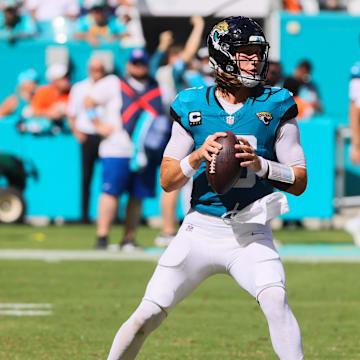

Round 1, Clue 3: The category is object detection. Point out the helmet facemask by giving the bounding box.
[208,17,270,90]
[231,43,269,88]
[211,43,269,89]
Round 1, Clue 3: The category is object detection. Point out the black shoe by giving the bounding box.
[120,238,141,252]
[80,218,91,225]
[94,236,108,250]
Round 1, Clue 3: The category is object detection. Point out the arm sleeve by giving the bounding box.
[274,118,306,168]
[149,50,165,78]
[172,59,187,88]
[163,121,194,160]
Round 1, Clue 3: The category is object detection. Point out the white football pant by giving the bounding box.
[107,210,304,360]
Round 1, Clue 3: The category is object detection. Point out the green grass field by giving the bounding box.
[0,224,354,249]
[1,225,360,359]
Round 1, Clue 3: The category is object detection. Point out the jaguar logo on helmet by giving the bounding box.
[214,21,229,36]
[210,21,229,52]
[256,112,273,125]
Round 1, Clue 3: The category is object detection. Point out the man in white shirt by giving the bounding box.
[84,72,135,250]
[26,0,79,21]
[68,56,107,224]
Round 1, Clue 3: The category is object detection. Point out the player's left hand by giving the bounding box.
[235,136,261,172]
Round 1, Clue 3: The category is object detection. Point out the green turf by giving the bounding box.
[0,225,358,359]
[1,260,360,359]
[0,224,354,249]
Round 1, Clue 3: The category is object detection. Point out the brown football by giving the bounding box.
[206,131,242,195]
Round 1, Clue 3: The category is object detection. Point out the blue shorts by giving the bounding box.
[101,157,156,199]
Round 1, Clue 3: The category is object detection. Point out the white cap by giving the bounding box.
[46,63,68,81]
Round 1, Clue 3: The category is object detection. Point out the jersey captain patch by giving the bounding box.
[256,111,273,125]
[189,111,202,126]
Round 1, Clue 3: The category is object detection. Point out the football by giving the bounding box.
[206,131,242,195]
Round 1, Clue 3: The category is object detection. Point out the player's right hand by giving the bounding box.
[195,132,227,162]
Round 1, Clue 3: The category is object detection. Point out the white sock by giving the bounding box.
[258,287,304,360]
[107,300,166,360]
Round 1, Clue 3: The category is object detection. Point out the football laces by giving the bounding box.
[209,153,217,174]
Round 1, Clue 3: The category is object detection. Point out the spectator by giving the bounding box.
[84,73,134,250]
[119,48,170,249]
[0,68,38,118]
[0,0,37,42]
[67,56,107,224]
[154,16,204,247]
[31,63,70,120]
[265,60,284,87]
[344,61,360,246]
[25,0,80,21]
[283,59,322,120]
[319,0,347,10]
[115,0,145,48]
[73,0,126,47]
[148,30,174,79]
[282,0,302,12]
[184,46,215,88]
[156,16,205,99]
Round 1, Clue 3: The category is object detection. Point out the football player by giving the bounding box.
[107,16,306,360]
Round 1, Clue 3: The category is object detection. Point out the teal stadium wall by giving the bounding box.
[279,12,360,218]
[4,12,360,221]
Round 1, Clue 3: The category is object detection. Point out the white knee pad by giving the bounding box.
[258,286,304,360]
[258,286,289,317]
[107,300,166,360]
[129,299,166,335]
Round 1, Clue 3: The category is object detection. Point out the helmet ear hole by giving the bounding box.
[226,65,234,72]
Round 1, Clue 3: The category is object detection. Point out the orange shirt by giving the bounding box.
[283,0,302,12]
[31,84,69,111]
[294,96,314,120]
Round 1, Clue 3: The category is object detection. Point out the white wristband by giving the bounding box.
[180,155,197,178]
[267,160,295,184]
[255,156,269,178]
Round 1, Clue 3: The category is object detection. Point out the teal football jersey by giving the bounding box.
[170,85,298,217]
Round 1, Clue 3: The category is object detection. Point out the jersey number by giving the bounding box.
[233,135,257,189]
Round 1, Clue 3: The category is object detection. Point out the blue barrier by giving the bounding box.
[283,118,335,219]
[0,116,336,221]
[280,11,360,125]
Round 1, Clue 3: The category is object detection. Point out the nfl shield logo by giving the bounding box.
[226,116,234,125]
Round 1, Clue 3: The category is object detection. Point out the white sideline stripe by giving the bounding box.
[282,256,360,263]
[0,310,52,316]
[0,303,52,309]
[0,249,161,262]
[1,249,360,263]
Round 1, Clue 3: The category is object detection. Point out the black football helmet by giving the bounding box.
[207,16,269,88]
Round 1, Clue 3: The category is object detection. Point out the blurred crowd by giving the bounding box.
[0,1,330,248]
[283,0,360,13]
[0,0,144,46]
[0,0,359,46]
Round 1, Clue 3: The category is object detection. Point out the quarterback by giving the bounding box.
[107,17,306,360]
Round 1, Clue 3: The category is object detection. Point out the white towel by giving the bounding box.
[222,192,289,225]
